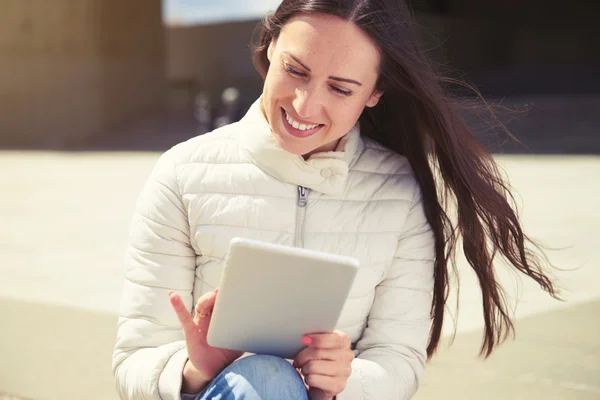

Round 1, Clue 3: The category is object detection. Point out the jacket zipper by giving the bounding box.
[295,186,308,247]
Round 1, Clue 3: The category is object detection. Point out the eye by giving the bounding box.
[330,86,352,97]
[284,64,305,77]
[284,62,351,96]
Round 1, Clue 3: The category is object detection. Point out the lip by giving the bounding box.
[281,108,323,138]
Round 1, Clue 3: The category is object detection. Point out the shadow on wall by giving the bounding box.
[463,95,600,155]
[3,7,600,154]
[46,93,600,155]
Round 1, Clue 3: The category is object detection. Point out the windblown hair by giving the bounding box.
[251,0,559,358]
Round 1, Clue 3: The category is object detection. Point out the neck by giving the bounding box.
[302,139,341,159]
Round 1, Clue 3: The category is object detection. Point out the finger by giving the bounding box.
[194,290,217,331]
[304,331,351,350]
[168,291,197,337]
[296,368,310,390]
[294,347,339,368]
[308,387,331,400]
[301,359,340,378]
[194,289,218,317]
[304,374,346,397]
[193,289,218,321]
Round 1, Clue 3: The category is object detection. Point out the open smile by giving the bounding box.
[280,108,324,138]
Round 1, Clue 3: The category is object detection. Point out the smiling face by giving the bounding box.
[260,12,382,157]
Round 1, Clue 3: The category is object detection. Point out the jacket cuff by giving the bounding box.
[336,362,365,400]
[158,348,189,400]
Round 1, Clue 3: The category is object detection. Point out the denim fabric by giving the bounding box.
[182,355,309,400]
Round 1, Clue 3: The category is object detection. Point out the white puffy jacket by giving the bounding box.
[112,98,435,400]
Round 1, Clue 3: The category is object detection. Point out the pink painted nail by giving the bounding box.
[302,336,312,345]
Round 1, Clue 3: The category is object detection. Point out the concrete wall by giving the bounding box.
[166,20,264,114]
[3,2,598,148]
[419,2,600,94]
[0,0,165,148]
[165,7,600,108]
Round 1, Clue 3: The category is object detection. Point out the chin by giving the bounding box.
[273,133,311,156]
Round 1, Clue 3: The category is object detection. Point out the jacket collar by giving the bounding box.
[239,98,364,196]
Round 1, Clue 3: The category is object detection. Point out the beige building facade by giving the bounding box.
[0,0,165,148]
[1,1,598,149]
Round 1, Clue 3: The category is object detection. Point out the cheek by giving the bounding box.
[265,70,294,98]
[331,102,364,128]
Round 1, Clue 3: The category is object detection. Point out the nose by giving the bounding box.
[292,87,322,120]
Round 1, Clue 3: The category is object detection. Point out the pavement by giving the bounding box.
[415,300,600,400]
[0,149,599,399]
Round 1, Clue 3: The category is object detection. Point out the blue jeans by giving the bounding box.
[196,355,309,400]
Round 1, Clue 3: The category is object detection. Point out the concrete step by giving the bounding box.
[0,297,119,400]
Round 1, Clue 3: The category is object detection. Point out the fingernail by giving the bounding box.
[214,288,219,294]
[302,336,312,345]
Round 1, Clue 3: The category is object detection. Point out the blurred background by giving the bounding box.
[0,1,598,399]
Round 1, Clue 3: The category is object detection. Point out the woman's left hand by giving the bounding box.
[293,331,354,400]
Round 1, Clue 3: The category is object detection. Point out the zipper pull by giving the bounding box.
[297,186,308,207]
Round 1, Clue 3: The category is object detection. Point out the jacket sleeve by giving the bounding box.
[112,149,197,400]
[337,186,435,400]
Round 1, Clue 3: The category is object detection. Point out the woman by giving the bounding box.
[112,1,558,399]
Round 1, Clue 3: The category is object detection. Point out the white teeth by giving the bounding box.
[285,111,319,131]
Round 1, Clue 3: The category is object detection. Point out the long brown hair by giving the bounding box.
[251,0,559,358]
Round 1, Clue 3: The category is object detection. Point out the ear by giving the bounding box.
[366,90,383,108]
[267,38,276,63]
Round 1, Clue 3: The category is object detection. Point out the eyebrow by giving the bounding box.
[284,52,363,86]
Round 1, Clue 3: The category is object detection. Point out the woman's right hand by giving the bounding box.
[169,289,243,393]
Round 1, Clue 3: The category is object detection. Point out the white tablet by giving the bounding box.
[206,237,359,359]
